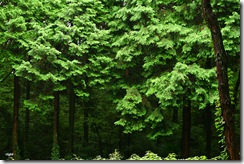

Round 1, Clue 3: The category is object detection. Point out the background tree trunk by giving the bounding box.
[94,124,103,156]
[172,108,178,123]
[181,97,191,159]
[204,104,212,158]
[12,74,20,160]
[83,102,89,146]
[68,82,75,155]
[24,80,30,159]
[53,91,60,146]
[202,0,240,160]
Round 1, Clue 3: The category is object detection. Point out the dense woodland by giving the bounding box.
[0,0,240,160]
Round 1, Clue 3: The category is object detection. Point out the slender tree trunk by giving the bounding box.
[52,91,60,159]
[53,91,60,145]
[24,80,30,159]
[83,76,90,146]
[12,75,20,160]
[202,0,240,159]
[68,82,75,155]
[204,104,212,158]
[94,124,103,156]
[127,133,131,147]
[181,97,191,159]
[172,107,178,123]
[233,70,240,109]
[118,127,122,151]
[83,104,89,146]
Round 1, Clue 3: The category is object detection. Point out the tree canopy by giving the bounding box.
[0,0,240,160]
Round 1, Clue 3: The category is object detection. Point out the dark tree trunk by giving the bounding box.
[83,102,89,146]
[204,104,212,158]
[118,128,122,151]
[94,124,103,156]
[53,91,60,146]
[24,80,30,159]
[83,76,90,146]
[127,133,131,147]
[68,82,75,155]
[202,0,240,160]
[181,97,191,159]
[172,107,178,123]
[233,70,240,109]
[12,75,20,160]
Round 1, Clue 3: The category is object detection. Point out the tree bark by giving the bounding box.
[94,124,103,156]
[233,70,240,109]
[24,80,30,159]
[68,82,75,155]
[83,76,90,146]
[204,104,212,158]
[202,0,240,160]
[181,97,191,159]
[12,75,20,160]
[172,107,178,123]
[83,104,89,146]
[53,91,60,146]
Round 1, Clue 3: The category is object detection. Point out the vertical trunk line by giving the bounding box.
[83,105,89,146]
[181,97,191,158]
[53,91,60,145]
[24,80,30,159]
[68,82,75,155]
[202,0,240,160]
[12,74,20,160]
[205,104,212,158]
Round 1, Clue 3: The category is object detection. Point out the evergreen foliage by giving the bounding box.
[0,0,240,160]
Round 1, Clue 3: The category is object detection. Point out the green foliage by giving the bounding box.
[163,153,177,160]
[128,151,162,160]
[91,150,210,160]
[51,144,60,160]
[185,155,208,160]
[138,151,162,160]
[93,150,123,160]
[0,0,240,160]
[146,62,217,109]
[115,87,146,133]
[66,154,84,160]
[214,100,228,160]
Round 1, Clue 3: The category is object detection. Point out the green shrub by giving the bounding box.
[70,149,217,160]
[51,144,60,160]
[93,149,123,160]
[164,153,177,160]
[70,154,84,160]
[185,155,207,160]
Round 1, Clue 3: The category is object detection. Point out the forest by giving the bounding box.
[0,0,240,160]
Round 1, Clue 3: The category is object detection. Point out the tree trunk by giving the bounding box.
[51,91,60,160]
[83,76,90,146]
[181,97,191,159]
[127,133,131,147]
[68,82,75,155]
[204,104,212,158]
[12,75,20,160]
[24,80,30,159]
[94,124,103,156]
[83,104,89,146]
[172,107,178,123]
[202,0,240,160]
[233,70,240,109]
[118,127,122,151]
[53,91,60,146]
